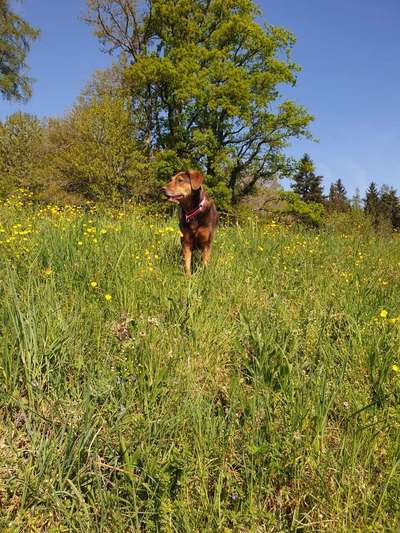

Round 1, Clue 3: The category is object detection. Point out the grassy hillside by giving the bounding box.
[1,193,399,531]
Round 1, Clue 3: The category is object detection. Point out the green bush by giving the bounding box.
[278,191,325,227]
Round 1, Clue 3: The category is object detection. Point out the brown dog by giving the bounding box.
[162,170,218,276]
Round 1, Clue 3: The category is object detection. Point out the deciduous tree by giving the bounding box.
[47,94,148,201]
[84,0,313,203]
[0,0,39,101]
[0,112,45,194]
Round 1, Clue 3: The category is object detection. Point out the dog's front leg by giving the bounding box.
[182,243,192,276]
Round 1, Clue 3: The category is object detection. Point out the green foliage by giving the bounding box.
[0,112,45,195]
[328,178,349,212]
[47,95,149,201]
[279,190,325,227]
[207,181,233,214]
[379,186,400,229]
[1,199,400,530]
[291,153,324,203]
[364,182,400,231]
[324,208,373,235]
[0,0,39,101]
[364,181,380,225]
[85,0,313,201]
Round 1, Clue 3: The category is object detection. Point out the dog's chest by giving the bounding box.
[180,217,207,242]
[187,218,201,232]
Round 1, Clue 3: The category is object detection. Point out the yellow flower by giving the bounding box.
[90,281,98,288]
[100,229,107,235]
[392,364,400,373]
[104,294,112,301]
[78,241,83,246]
[380,309,388,318]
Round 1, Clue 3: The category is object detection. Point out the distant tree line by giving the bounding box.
[291,153,400,230]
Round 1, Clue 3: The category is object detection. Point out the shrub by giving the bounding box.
[277,191,325,227]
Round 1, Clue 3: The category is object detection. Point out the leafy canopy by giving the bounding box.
[279,191,324,227]
[0,112,45,194]
[47,94,148,201]
[0,0,39,101]
[85,0,313,202]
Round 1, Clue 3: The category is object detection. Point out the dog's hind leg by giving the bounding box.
[201,244,211,267]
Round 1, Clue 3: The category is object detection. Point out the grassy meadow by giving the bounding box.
[1,192,400,531]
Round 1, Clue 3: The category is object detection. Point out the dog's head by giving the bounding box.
[162,170,204,203]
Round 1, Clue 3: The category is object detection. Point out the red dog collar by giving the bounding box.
[184,197,207,222]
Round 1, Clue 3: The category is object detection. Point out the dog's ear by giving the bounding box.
[187,169,204,190]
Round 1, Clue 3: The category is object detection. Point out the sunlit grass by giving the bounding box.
[1,195,399,531]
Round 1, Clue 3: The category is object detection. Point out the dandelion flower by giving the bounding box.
[105,294,112,301]
[78,241,83,246]
[392,364,400,373]
[380,309,388,318]
[90,281,98,288]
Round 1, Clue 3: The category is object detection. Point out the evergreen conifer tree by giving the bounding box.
[364,181,380,226]
[328,179,348,211]
[291,153,324,203]
[379,186,400,229]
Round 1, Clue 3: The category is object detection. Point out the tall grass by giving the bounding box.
[0,198,399,531]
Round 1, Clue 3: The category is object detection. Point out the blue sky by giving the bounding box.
[1,0,399,195]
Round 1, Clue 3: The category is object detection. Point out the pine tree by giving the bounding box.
[291,153,324,204]
[379,186,400,229]
[364,181,380,225]
[308,174,324,203]
[328,179,348,212]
